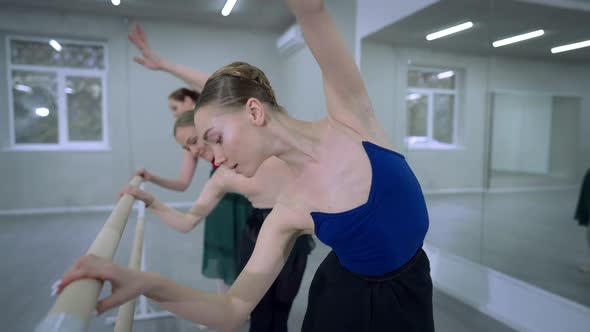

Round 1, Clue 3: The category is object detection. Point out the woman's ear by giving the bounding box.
[184,96,195,106]
[246,98,266,126]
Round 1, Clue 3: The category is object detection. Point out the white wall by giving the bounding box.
[360,42,397,143]
[489,57,590,180]
[126,20,285,208]
[356,0,438,38]
[280,0,358,121]
[0,0,362,211]
[355,0,438,63]
[280,46,324,121]
[550,97,581,178]
[0,7,284,210]
[491,93,552,174]
[0,8,133,210]
[360,41,590,191]
[362,43,490,190]
[5,2,587,210]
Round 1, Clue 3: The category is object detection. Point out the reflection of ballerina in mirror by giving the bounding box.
[575,168,590,272]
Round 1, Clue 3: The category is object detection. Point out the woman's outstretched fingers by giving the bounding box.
[97,266,144,314]
[128,23,162,70]
[136,24,147,44]
[128,24,141,46]
[96,291,131,315]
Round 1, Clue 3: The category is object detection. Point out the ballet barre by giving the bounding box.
[105,183,175,328]
[35,176,143,332]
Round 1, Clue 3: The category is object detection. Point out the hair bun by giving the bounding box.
[214,61,278,106]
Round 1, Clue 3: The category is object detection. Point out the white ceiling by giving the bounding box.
[2,0,589,63]
[367,0,590,64]
[0,0,295,31]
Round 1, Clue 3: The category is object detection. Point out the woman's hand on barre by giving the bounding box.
[57,255,148,315]
[134,167,153,181]
[119,185,155,207]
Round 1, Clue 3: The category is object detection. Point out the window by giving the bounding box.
[7,36,108,150]
[406,67,459,149]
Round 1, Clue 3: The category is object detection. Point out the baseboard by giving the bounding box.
[3,204,588,330]
[423,187,485,195]
[424,244,590,332]
[485,185,577,194]
[2,185,578,216]
[423,185,577,195]
[0,202,195,216]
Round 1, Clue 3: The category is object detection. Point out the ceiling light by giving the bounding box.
[111,0,121,6]
[426,22,474,41]
[221,0,238,16]
[492,30,544,48]
[35,107,50,117]
[551,39,590,54]
[49,39,62,52]
[437,71,454,79]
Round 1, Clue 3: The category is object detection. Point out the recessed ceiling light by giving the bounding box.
[426,22,474,41]
[492,30,544,48]
[111,0,121,6]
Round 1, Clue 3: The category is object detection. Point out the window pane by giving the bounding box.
[66,76,103,141]
[10,39,104,69]
[433,94,454,144]
[407,92,428,137]
[408,69,455,89]
[12,70,58,144]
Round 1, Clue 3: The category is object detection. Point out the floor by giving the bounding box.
[0,210,518,332]
[425,188,590,307]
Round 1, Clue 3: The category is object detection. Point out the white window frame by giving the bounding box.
[5,35,109,151]
[406,66,460,150]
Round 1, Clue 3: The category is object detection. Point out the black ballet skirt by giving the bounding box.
[301,248,434,332]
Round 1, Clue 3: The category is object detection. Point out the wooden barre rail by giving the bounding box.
[113,199,146,332]
[34,176,143,332]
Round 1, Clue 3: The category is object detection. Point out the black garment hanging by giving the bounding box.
[575,168,590,226]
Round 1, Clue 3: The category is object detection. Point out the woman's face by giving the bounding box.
[168,96,196,118]
[194,102,268,177]
[175,126,214,162]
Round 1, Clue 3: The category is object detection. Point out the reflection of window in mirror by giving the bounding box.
[405,67,460,150]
